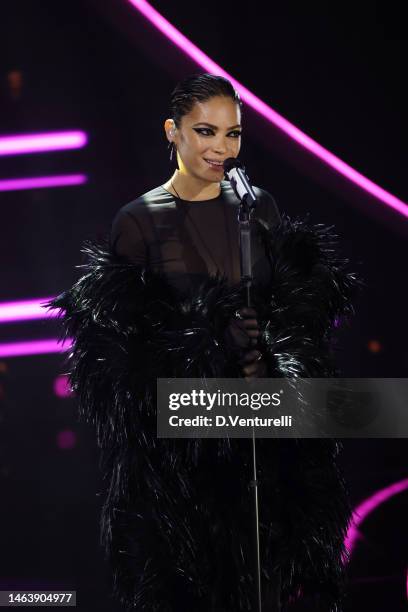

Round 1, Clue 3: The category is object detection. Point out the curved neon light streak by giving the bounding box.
[127,0,408,219]
[0,338,72,358]
[0,298,56,323]
[345,477,408,558]
[0,174,87,192]
[0,131,88,156]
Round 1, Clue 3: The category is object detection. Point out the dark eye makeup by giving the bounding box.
[193,127,242,138]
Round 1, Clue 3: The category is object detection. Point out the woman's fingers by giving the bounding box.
[235,308,259,333]
[239,350,262,365]
[228,321,259,349]
[234,318,260,335]
[238,307,257,318]
[244,359,268,381]
[226,307,261,351]
[239,349,265,378]
[234,322,259,338]
[236,308,258,328]
[242,320,259,332]
[243,364,258,377]
[242,351,268,381]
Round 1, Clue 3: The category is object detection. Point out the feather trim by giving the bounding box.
[44,216,362,611]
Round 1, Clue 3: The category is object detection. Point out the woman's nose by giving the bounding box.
[211,137,228,154]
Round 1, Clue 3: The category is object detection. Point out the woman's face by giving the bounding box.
[174,95,242,182]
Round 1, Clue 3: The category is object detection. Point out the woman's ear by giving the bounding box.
[164,118,176,142]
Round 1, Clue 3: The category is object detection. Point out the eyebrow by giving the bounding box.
[192,122,242,130]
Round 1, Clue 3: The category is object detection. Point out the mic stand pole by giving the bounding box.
[237,195,262,612]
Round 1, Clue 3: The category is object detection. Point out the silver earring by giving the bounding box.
[168,141,175,161]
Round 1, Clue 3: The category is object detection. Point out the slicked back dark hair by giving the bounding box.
[170,73,243,127]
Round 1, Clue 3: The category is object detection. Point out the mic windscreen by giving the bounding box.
[223,157,244,174]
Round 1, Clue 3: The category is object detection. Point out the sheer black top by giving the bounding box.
[110,180,280,296]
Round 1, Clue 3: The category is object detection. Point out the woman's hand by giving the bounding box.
[238,349,268,381]
[224,307,268,380]
[224,307,261,351]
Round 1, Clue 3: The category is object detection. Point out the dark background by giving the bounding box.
[0,1,407,609]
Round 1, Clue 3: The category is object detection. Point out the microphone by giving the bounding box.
[223,157,258,209]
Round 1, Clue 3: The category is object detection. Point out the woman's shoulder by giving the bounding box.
[254,186,281,227]
[110,185,174,250]
[115,185,172,217]
[253,185,280,214]
[110,185,176,234]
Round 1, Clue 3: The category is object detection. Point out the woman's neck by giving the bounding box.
[163,170,221,201]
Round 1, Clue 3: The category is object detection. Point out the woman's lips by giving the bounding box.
[204,158,224,170]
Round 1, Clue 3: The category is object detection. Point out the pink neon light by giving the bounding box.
[0,131,88,156]
[54,374,73,398]
[0,174,87,192]
[57,429,77,449]
[345,477,408,558]
[0,338,72,358]
[127,0,408,219]
[0,297,57,323]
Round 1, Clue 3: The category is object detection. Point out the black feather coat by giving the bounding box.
[45,213,361,611]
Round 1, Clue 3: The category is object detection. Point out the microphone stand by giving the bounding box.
[237,194,262,612]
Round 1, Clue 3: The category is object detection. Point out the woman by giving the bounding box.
[47,73,360,611]
[110,76,278,381]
